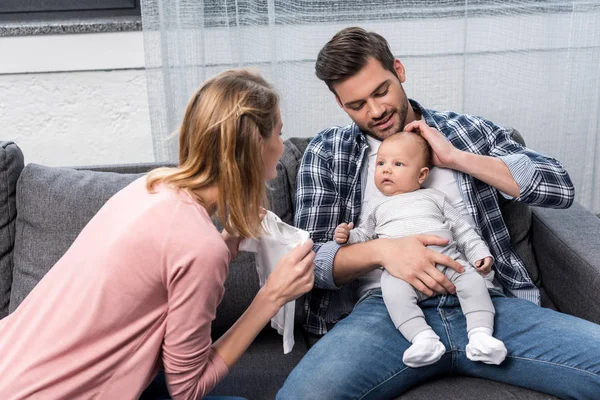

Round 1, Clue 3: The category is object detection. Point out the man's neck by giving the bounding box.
[406,105,421,124]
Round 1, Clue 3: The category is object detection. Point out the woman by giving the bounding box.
[0,69,315,399]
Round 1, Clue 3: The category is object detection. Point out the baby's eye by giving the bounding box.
[395,162,403,167]
[377,161,384,166]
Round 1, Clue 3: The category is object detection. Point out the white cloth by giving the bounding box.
[239,211,310,354]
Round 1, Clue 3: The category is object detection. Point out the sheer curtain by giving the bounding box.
[141,0,600,214]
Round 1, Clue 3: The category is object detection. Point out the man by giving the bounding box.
[277,27,600,399]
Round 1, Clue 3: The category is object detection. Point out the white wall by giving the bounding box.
[0,31,153,167]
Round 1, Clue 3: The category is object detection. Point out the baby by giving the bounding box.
[334,131,507,368]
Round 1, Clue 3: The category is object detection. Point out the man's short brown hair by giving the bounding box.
[315,27,396,96]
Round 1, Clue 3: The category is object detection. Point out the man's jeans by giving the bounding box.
[277,289,600,399]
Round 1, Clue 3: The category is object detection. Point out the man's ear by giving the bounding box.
[394,59,406,83]
[418,167,429,184]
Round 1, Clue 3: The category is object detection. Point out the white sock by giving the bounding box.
[466,327,507,365]
[402,329,446,368]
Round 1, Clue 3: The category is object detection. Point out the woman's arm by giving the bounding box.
[162,223,313,400]
[213,239,315,367]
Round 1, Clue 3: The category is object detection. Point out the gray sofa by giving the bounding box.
[1,135,599,400]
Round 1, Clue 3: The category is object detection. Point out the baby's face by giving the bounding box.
[374,135,428,196]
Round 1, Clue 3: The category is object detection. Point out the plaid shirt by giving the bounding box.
[295,100,575,336]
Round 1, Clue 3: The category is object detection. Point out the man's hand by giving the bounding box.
[377,235,465,297]
[334,222,354,244]
[404,120,463,169]
[475,256,493,275]
[405,120,520,197]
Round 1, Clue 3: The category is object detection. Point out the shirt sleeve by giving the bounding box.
[441,194,493,265]
[161,207,230,400]
[294,137,344,290]
[481,119,575,208]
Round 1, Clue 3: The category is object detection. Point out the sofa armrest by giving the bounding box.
[531,202,600,324]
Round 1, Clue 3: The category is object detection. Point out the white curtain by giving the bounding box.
[141,0,600,214]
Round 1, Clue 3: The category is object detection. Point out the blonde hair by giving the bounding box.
[146,68,279,238]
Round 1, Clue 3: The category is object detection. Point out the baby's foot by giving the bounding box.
[466,327,507,365]
[403,329,446,368]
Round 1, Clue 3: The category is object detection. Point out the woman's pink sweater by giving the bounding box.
[0,177,230,399]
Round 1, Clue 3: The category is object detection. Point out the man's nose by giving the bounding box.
[367,99,384,119]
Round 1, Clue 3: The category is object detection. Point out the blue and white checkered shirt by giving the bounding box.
[295,100,575,336]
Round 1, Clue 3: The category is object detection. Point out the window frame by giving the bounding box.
[0,0,140,22]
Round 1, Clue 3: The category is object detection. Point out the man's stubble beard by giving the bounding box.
[362,106,408,142]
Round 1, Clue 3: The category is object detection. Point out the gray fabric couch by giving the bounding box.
[1,135,599,399]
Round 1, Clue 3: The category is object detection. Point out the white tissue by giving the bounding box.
[239,211,310,354]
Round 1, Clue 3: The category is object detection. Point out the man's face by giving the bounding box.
[333,57,410,141]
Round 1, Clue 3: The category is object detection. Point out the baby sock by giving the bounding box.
[465,327,507,365]
[402,329,446,368]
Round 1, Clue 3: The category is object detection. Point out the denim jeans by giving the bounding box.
[277,289,600,400]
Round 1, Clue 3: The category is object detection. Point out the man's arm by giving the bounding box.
[333,235,463,296]
[405,119,575,208]
[294,136,381,290]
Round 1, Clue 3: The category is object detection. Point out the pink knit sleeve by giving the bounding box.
[161,205,231,400]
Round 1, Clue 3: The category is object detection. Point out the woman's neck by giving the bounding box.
[193,185,219,216]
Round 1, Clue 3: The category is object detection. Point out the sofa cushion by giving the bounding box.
[497,128,541,287]
[209,329,309,399]
[9,162,296,341]
[0,142,25,319]
[267,137,311,226]
[10,164,143,312]
[397,375,558,399]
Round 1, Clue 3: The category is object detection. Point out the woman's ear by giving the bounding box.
[418,167,429,184]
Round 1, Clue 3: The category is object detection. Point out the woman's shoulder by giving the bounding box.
[119,178,228,260]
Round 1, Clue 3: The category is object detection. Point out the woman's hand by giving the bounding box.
[221,229,242,259]
[262,239,315,314]
[213,238,315,369]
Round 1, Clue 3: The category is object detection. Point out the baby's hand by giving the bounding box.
[334,222,354,244]
[475,256,493,275]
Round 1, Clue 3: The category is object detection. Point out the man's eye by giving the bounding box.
[350,104,364,111]
[375,89,389,97]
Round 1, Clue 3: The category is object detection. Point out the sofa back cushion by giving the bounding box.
[8,162,288,339]
[0,142,24,319]
[10,164,143,312]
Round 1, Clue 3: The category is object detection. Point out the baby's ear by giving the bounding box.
[418,167,429,184]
